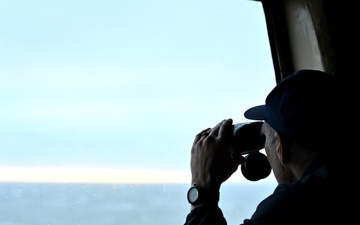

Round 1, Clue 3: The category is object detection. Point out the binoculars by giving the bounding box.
[232,121,271,181]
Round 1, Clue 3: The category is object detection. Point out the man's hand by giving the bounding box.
[190,119,245,190]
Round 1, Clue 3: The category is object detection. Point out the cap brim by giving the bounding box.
[244,105,266,120]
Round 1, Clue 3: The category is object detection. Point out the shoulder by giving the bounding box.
[247,160,354,225]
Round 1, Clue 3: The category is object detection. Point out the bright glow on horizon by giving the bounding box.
[0,167,191,184]
[0,167,275,184]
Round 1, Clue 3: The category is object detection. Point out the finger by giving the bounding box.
[218,118,233,138]
[193,128,211,144]
[208,120,226,137]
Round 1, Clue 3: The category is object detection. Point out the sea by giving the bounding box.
[0,182,275,225]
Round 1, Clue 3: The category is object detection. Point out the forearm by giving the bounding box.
[184,202,227,225]
[185,119,242,225]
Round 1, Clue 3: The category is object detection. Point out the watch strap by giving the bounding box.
[187,185,219,205]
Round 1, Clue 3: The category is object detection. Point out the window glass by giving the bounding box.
[0,0,276,224]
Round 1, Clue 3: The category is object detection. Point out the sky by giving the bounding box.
[0,0,276,183]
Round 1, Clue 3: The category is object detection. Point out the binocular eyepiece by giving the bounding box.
[232,122,271,181]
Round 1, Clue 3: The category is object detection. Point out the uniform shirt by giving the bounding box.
[184,156,356,225]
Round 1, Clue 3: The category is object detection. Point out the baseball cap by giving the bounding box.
[244,69,346,149]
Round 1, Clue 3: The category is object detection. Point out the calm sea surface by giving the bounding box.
[0,182,275,225]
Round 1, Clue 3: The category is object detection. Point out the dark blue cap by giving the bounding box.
[244,69,345,148]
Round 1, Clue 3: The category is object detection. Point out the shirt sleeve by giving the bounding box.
[183,202,227,225]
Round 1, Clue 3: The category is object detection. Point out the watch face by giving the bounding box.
[188,187,199,203]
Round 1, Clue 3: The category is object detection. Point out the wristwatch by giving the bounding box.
[187,185,219,205]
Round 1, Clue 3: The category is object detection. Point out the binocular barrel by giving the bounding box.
[232,122,271,181]
[232,121,265,154]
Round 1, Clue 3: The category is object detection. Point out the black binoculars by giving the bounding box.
[232,121,271,181]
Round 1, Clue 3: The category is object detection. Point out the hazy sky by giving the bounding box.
[0,0,276,183]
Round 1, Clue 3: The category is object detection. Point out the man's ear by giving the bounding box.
[274,132,290,164]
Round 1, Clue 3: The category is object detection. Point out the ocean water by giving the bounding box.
[0,182,275,225]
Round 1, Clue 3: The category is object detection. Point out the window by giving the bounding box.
[0,1,276,224]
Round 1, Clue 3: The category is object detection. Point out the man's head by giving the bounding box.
[244,69,346,151]
[244,70,349,183]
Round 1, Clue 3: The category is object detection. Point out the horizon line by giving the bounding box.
[0,167,191,184]
[0,167,273,184]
